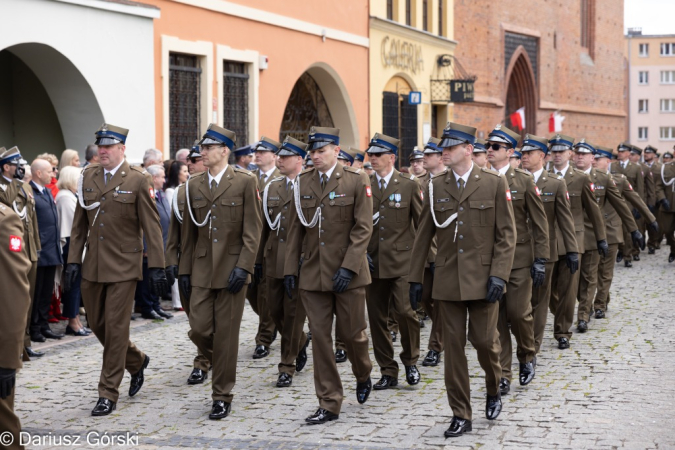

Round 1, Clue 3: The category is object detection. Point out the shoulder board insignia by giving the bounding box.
[131,165,146,174]
[482,167,501,176]
[300,167,315,175]
[515,168,532,177]
[234,167,253,176]
[269,176,285,184]
[344,166,361,174]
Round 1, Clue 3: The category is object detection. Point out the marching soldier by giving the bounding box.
[350,146,365,169]
[409,122,516,437]
[485,129,548,396]
[283,127,373,424]
[0,204,32,450]
[408,149,426,178]
[628,145,655,261]
[612,143,644,266]
[471,139,489,169]
[178,124,262,420]
[656,153,675,262]
[257,137,310,388]
[165,142,211,385]
[643,145,664,252]
[64,124,169,416]
[548,134,607,350]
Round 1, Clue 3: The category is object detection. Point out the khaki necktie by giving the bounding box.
[105,172,112,185]
[211,179,217,192]
[557,171,563,177]
[458,178,465,196]
[380,178,386,193]
[321,173,327,191]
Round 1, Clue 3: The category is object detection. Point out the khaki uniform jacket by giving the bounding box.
[605,174,655,245]
[165,183,187,267]
[179,166,261,289]
[0,205,31,370]
[583,169,638,251]
[612,161,645,202]
[69,162,165,282]
[417,172,437,266]
[284,163,373,291]
[367,170,423,279]
[641,163,656,207]
[558,167,606,253]
[258,176,294,279]
[535,171,577,258]
[504,168,549,269]
[409,165,516,301]
[655,162,675,212]
[0,178,40,262]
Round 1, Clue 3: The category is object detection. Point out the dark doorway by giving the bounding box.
[279,72,334,143]
[381,92,418,168]
[504,51,537,138]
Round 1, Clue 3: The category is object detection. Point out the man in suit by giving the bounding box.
[0,203,31,450]
[284,126,373,424]
[178,124,262,420]
[64,123,169,416]
[28,159,64,342]
[409,122,516,437]
[612,143,645,266]
[257,136,310,388]
[485,130,549,396]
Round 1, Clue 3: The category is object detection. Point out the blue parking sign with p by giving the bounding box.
[408,91,421,105]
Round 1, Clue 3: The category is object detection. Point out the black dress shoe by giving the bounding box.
[252,345,270,359]
[648,247,655,255]
[633,254,640,261]
[25,347,44,358]
[209,401,231,420]
[669,253,675,263]
[616,251,623,263]
[276,372,293,387]
[499,377,510,395]
[129,355,150,397]
[91,398,116,416]
[558,337,570,349]
[30,333,46,343]
[356,377,372,404]
[187,368,208,385]
[444,416,472,437]
[595,309,605,319]
[624,260,632,268]
[577,320,588,333]
[296,336,310,372]
[422,350,441,367]
[373,375,398,390]
[335,349,347,363]
[41,329,64,340]
[390,331,397,342]
[141,310,163,321]
[405,365,421,385]
[486,394,502,420]
[154,309,173,319]
[305,408,338,424]
[519,361,535,386]
[65,326,91,336]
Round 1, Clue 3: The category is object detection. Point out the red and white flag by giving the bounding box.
[548,111,565,133]
[510,107,526,131]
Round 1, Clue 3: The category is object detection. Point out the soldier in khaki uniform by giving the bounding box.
[363,133,423,390]
[178,124,262,420]
[284,127,373,424]
[408,149,426,177]
[248,137,282,359]
[612,143,645,266]
[165,143,211,385]
[548,135,607,349]
[64,124,169,416]
[655,154,675,262]
[0,147,42,359]
[409,122,516,437]
[351,146,365,169]
[0,204,31,450]
[257,137,310,388]
[643,145,663,252]
[628,145,654,261]
[592,147,657,317]
[485,130,549,396]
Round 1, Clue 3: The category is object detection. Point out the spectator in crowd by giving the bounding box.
[83,144,98,167]
[143,148,163,168]
[163,160,188,311]
[28,159,64,342]
[55,166,90,336]
[36,153,60,198]
[175,148,190,164]
[59,149,81,170]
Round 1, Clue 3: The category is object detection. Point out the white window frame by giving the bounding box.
[639,43,649,57]
[661,99,675,113]
[638,127,648,141]
[660,42,675,56]
[638,99,649,113]
[638,71,649,85]
[660,127,675,140]
[661,70,675,84]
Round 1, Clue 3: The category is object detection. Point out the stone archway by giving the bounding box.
[0,43,104,160]
[504,46,537,137]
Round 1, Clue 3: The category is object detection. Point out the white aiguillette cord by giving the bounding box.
[76,171,102,262]
[293,175,321,229]
[428,178,459,241]
[662,163,675,192]
[185,177,211,228]
[263,176,285,235]
[172,183,184,224]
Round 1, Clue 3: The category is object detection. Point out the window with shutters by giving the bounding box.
[169,53,201,159]
[223,61,249,146]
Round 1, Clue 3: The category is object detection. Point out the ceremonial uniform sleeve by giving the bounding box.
[257,213,269,266]
[605,177,638,231]
[524,177,549,260]
[237,175,262,274]
[635,166,645,200]
[555,179,578,254]
[581,174,606,241]
[67,200,88,265]
[654,170,666,203]
[179,180,197,277]
[165,211,180,267]
[491,175,517,281]
[341,172,373,274]
[138,174,165,269]
[622,181,656,223]
[409,181,434,283]
[410,179,423,229]
[283,183,304,278]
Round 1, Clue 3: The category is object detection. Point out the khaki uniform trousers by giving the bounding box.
[0,389,23,450]
[438,299,501,421]
[577,250,600,322]
[267,277,307,376]
[365,277,420,378]
[421,267,443,353]
[81,280,147,402]
[593,244,619,312]
[247,275,276,347]
[649,209,665,249]
[301,287,372,415]
[549,255,580,341]
[178,290,210,372]
[189,286,246,402]
[531,261,556,354]
[621,224,639,260]
[663,213,675,253]
[23,262,37,350]
[498,266,535,381]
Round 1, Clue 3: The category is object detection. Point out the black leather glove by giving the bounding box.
[165,265,177,287]
[429,262,436,277]
[63,263,80,293]
[366,253,375,273]
[253,264,263,287]
[632,208,641,220]
[566,252,579,274]
[649,221,660,235]
[179,275,191,300]
[631,230,645,251]
[148,267,170,298]
[227,267,249,294]
[530,258,547,288]
[661,198,672,211]
[409,282,423,310]
[332,267,355,293]
[485,276,506,303]
[284,275,297,299]
[597,240,609,258]
[0,368,16,400]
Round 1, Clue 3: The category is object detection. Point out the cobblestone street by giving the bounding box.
[15,252,675,449]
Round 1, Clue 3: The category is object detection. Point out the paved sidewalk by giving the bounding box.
[14,253,675,449]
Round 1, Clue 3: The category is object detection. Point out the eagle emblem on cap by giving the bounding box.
[554,134,561,140]
[525,134,531,140]
[579,138,586,144]
[495,124,502,130]
[101,123,108,132]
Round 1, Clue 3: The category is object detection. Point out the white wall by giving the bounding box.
[0,0,157,163]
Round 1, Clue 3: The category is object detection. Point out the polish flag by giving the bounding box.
[510,107,526,131]
[548,111,565,133]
